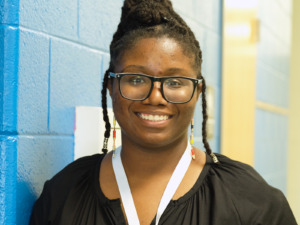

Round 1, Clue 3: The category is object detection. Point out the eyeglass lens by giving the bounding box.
[119,74,195,103]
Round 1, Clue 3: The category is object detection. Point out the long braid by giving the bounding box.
[101,70,111,154]
[201,78,219,163]
[200,78,211,155]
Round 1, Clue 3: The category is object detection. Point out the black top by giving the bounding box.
[29,153,297,225]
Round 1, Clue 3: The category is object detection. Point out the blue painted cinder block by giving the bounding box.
[17,135,74,225]
[193,0,221,32]
[0,1,19,224]
[78,0,123,50]
[49,39,102,134]
[0,135,17,225]
[0,25,18,133]
[182,17,206,57]
[257,27,289,76]
[254,109,288,193]
[0,0,19,25]
[256,61,289,108]
[257,0,291,79]
[173,0,221,33]
[19,0,77,41]
[256,0,291,110]
[203,31,222,84]
[18,29,50,134]
[258,0,292,46]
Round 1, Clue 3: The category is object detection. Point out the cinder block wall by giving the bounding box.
[0,0,19,224]
[254,0,292,193]
[0,0,222,224]
[16,0,124,223]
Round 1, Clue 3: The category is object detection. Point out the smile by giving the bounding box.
[137,113,171,122]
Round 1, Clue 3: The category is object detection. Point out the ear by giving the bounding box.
[195,83,202,100]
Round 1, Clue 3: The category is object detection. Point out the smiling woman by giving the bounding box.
[29,0,297,225]
[107,37,201,151]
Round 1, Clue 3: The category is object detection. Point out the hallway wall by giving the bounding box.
[254,0,292,194]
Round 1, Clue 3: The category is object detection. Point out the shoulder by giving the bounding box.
[45,153,105,196]
[29,154,105,224]
[206,153,297,224]
[48,154,104,186]
[209,153,283,201]
[210,153,267,185]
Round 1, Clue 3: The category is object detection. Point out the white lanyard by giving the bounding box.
[112,143,192,225]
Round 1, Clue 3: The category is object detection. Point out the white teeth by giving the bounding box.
[139,113,169,122]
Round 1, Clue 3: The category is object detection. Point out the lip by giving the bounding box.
[135,112,173,126]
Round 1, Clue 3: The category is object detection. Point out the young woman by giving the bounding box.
[30,0,297,224]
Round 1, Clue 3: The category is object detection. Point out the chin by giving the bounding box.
[137,134,185,149]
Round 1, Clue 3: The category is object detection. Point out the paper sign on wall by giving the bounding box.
[74,106,121,160]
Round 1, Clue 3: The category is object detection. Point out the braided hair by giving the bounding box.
[101,0,216,160]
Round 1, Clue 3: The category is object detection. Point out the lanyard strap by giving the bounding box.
[112,143,192,225]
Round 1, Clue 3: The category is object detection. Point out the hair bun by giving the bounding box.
[122,0,172,27]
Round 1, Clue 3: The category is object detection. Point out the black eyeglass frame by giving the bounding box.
[108,72,202,104]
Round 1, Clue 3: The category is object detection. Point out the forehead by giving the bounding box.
[115,37,195,74]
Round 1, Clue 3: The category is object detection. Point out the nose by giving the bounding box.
[142,82,167,105]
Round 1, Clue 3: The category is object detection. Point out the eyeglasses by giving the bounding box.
[109,72,202,104]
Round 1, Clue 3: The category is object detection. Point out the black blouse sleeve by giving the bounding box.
[29,154,104,225]
[211,154,298,225]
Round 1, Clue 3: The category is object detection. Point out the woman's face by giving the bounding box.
[109,37,201,149]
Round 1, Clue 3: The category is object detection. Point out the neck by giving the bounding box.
[119,135,189,178]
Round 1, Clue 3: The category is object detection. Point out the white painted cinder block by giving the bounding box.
[74,106,121,160]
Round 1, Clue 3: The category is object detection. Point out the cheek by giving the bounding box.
[111,82,124,108]
[176,102,197,129]
[183,96,198,117]
[181,106,196,125]
[112,91,126,114]
[111,89,131,127]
